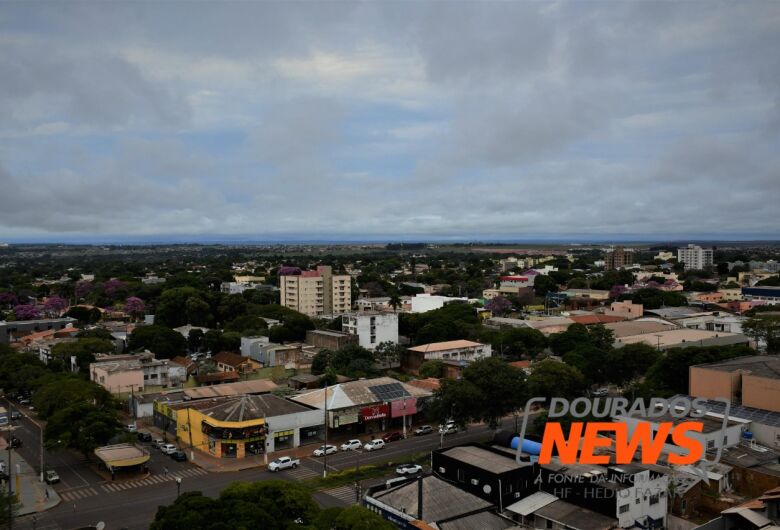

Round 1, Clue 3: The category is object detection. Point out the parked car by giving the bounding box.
[8,436,21,448]
[9,411,21,421]
[268,456,300,472]
[313,445,337,457]
[439,422,458,435]
[592,388,609,397]
[414,425,433,436]
[363,439,385,452]
[170,450,187,462]
[152,438,165,449]
[340,439,362,451]
[136,432,152,443]
[18,398,30,406]
[396,463,423,475]
[160,443,177,455]
[126,424,137,433]
[382,432,404,443]
[44,470,60,484]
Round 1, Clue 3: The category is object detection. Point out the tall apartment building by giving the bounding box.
[604,245,634,270]
[279,265,351,317]
[677,244,714,270]
[341,312,398,349]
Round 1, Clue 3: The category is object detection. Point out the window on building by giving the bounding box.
[707,440,715,449]
[619,504,629,514]
[649,494,659,505]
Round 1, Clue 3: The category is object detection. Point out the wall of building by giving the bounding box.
[742,374,780,413]
[92,366,144,394]
[342,313,399,349]
[689,367,741,402]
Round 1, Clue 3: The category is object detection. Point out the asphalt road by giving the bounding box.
[12,423,497,530]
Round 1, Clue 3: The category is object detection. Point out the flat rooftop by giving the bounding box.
[441,445,519,474]
[693,355,780,380]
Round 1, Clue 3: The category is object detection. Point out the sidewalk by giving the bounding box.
[0,440,60,516]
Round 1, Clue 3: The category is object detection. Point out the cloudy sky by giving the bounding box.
[1,1,778,242]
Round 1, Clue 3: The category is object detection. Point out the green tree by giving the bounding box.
[332,506,396,530]
[418,360,444,378]
[528,359,586,402]
[431,357,527,429]
[743,315,780,353]
[186,296,213,327]
[606,343,660,385]
[128,325,187,359]
[494,327,547,360]
[51,338,114,373]
[44,401,120,457]
[33,375,115,420]
[643,344,753,396]
[64,305,101,324]
[311,349,333,375]
[188,328,205,351]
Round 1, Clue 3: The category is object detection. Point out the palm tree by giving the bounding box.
[389,294,401,313]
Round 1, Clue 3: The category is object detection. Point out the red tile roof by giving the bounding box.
[408,378,441,391]
[509,360,531,369]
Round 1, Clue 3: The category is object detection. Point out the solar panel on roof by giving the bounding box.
[369,382,411,401]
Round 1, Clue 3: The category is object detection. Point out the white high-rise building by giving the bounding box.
[677,244,714,270]
[341,312,398,349]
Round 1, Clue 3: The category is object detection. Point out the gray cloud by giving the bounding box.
[0,1,778,240]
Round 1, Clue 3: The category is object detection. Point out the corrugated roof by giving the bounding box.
[290,377,432,410]
[408,340,484,353]
[183,379,278,400]
[506,491,558,516]
[533,500,617,530]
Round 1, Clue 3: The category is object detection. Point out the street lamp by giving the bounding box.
[175,477,182,498]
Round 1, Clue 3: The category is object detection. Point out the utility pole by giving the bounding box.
[7,418,12,530]
[322,385,328,478]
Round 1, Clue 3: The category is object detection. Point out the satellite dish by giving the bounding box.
[96,522,106,530]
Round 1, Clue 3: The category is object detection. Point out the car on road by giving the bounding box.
[136,432,152,443]
[340,439,362,451]
[363,439,385,452]
[126,424,137,433]
[160,443,177,455]
[414,425,433,436]
[44,470,60,484]
[268,456,300,472]
[313,445,337,457]
[8,436,21,448]
[439,422,458,435]
[382,432,404,443]
[591,388,609,397]
[18,398,30,406]
[10,411,21,421]
[170,450,187,462]
[395,463,423,475]
[152,438,165,449]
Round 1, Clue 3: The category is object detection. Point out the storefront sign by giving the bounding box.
[390,398,417,418]
[361,404,389,421]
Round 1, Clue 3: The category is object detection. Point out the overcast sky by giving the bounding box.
[1,1,778,242]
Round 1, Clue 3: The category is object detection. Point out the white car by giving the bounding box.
[340,439,362,451]
[396,463,423,475]
[126,424,137,433]
[313,445,337,457]
[160,443,177,455]
[439,422,458,435]
[363,439,385,452]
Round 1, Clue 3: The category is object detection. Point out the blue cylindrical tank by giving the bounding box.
[509,436,542,455]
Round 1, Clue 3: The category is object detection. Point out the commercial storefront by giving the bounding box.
[162,393,323,459]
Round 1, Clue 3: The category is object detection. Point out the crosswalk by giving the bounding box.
[322,485,359,505]
[285,465,319,480]
[59,467,208,501]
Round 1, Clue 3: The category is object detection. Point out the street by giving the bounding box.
[12,423,497,530]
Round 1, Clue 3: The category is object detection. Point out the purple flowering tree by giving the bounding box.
[0,292,17,308]
[75,281,94,300]
[485,296,512,316]
[13,304,41,321]
[124,297,146,320]
[609,284,629,299]
[43,296,68,315]
[103,279,126,299]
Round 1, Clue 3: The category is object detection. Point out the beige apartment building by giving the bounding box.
[279,265,352,317]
